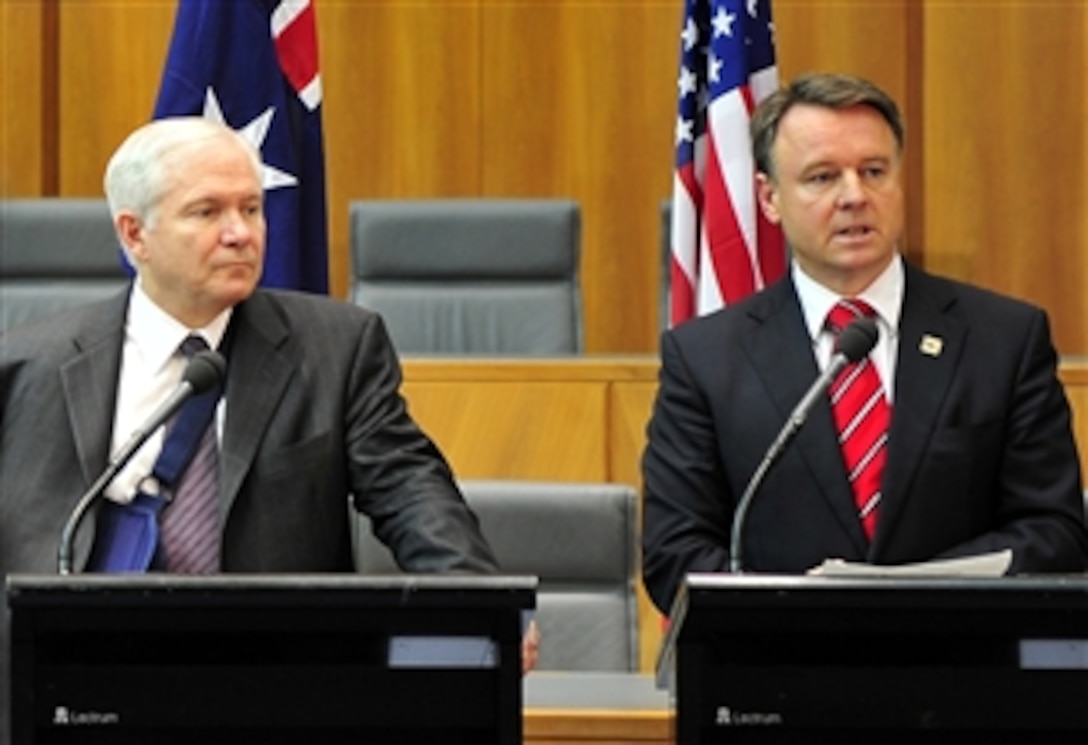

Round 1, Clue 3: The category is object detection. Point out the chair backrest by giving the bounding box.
[354,480,640,672]
[349,199,582,355]
[0,198,129,333]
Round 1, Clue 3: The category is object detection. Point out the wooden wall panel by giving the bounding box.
[921,1,1088,356]
[0,1,45,195]
[401,358,1088,673]
[4,0,1087,676]
[320,2,483,301]
[774,2,910,90]
[609,379,661,672]
[773,2,923,262]
[3,1,1084,354]
[57,2,175,195]
[1061,365,1088,486]
[524,707,672,744]
[479,1,678,353]
[402,379,610,481]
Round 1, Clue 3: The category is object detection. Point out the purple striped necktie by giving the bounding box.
[159,335,221,573]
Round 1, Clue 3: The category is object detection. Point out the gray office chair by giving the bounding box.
[353,480,640,672]
[348,199,583,355]
[0,199,129,333]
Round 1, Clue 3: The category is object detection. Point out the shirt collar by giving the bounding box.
[126,281,232,373]
[793,255,904,343]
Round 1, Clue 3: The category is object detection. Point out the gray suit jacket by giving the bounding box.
[642,262,1088,613]
[0,287,497,740]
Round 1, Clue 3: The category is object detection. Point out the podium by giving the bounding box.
[8,573,534,744]
[658,573,1088,743]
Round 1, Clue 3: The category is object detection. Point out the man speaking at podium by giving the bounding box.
[642,73,1088,615]
[0,118,538,741]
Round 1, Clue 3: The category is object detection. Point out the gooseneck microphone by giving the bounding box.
[57,350,226,574]
[728,317,879,573]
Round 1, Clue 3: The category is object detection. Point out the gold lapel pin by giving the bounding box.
[919,334,943,357]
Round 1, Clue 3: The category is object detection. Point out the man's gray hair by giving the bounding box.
[103,117,262,228]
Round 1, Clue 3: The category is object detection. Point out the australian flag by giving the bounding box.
[153,0,329,293]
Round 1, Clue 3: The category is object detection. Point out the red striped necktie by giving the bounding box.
[827,300,890,541]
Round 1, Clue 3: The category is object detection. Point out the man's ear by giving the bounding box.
[115,212,146,261]
[755,172,781,225]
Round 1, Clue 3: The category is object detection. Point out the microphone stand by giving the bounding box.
[728,317,879,574]
[728,355,849,574]
[56,350,226,574]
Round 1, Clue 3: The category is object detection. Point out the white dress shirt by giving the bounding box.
[104,282,230,503]
[791,255,904,402]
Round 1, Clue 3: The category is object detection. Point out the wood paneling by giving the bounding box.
[57,2,175,195]
[1061,362,1088,484]
[524,708,673,745]
[0,0,46,195]
[3,0,1086,691]
[921,2,1088,356]
[479,1,677,353]
[774,2,925,264]
[402,357,664,671]
[403,378,609,482]
[320,2,483,302]
[4,0,1087,672]
[402,357,1088,673]
[5,1,1084,355]
[401,358,657,483]
[775,2,910,89]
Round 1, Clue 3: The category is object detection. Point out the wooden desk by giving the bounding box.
[1060,360,1088,478]
[402,356,1088,673]
[402,357,666,671]
[401,356,659,485]
[524,709,673,745]
[523,672,674,745]
[403,354,1088,493]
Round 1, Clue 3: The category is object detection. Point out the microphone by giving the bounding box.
[728,317,879,573]
[57,350,226,574]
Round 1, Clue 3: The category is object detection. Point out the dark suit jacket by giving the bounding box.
[0,288,498,741]
[641,262,1087,613]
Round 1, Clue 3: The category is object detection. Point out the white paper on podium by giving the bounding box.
[810,548,1012,577]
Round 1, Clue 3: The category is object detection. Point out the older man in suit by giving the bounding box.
[0,117,537,741]
[642,73,1088,615]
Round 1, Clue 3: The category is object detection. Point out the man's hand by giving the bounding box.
[521,619,540,673]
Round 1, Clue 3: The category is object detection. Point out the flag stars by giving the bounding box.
[747,0,759,18]
[202,87,298,191]
[712,7,736,38]
[675,116,695,146]
[708,53,724,85]
[681,17,699,52]
[678,66,698,98]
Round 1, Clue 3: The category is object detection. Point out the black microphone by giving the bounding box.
[57,350,226,574]
[728,317,879,573]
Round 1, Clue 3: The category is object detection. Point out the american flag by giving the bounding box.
[669,0,785,326]
[153,0,329,294]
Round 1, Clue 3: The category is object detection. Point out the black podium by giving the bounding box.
[8,573,534,744]
[658,573,1088,743]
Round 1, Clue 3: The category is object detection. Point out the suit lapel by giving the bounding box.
[53,292,129,566]
[873,265,965,546]
[219,292,296,513]
[742,280,869,552]
[58,294,128,486]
